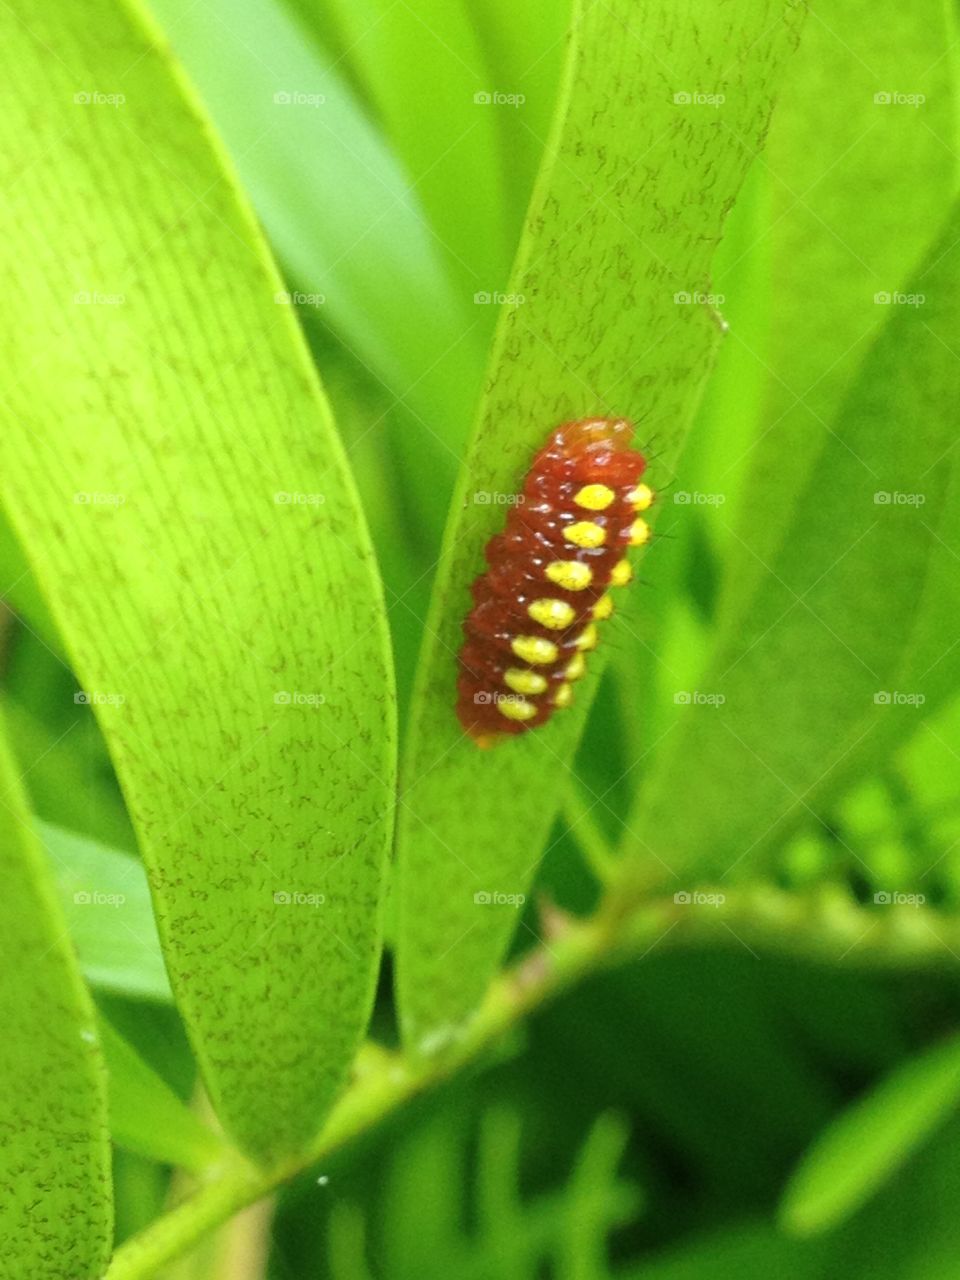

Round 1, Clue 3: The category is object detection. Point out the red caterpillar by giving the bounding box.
[457,418,652,745]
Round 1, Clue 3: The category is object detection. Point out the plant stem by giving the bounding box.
[106,884,960,1279]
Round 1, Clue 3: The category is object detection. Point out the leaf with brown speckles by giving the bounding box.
[395,0,806,1044]
[0,731,112,1279]
[0,0,395,1161]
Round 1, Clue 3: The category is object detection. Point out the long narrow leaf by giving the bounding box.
[717,0,957,617]
[41,821,171,1002]
[293,0,513,298]
[98,1016,225,1173]
[395,0,806,1044]
[629,201,960,882]
[779,1033,960,1236]
[150,0,482,455]
[0,0,395,1160]
[0,730,111,1278]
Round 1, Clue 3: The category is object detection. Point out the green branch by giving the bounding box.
[106,883,960,1279]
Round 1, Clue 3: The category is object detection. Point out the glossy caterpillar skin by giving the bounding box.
[456,418,652,745]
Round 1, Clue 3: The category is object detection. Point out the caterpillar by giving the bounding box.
[456,418,652,746]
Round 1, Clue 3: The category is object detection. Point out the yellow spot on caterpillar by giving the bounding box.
[628,483,654,511]
[609,559,633,587]
[504,667,548,696]
[575,623,598,652]
[546,560,593,591]
[528,597,577,630]
[629,518,650,547]
[564,520,606,549]
[564,652,586,681]
[511,635,559,665]
[552,683,573,708]
[573,483,615,512]
[497,697,537,723]
[592,593,614,620]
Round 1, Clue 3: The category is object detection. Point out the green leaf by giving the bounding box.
[151,0,483,453]
[466,0,571,239]
[6,698,137,852]
[395,0,806,1044]
[779,1033,960,1237]
[558,1112,639,1280]
[98,1015,225,1172]
[716,0,958,620]
[370,1100,639,1280]
[150,0,487,611]
[0,728,111,1278]
[0,515,61,652]
[639,4,960,804]
[0,0,394,1161]
[40,821,171,1002]
[666,160,773,569]
[289,0,513,299]
[629,200,960,882]
[618,1223,826,1280]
